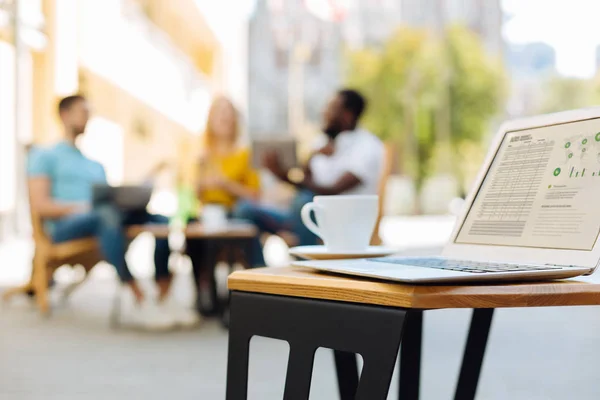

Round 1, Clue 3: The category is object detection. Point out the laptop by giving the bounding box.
[251,136,298,171]
[292,108,600,283]
[92,184,153,211]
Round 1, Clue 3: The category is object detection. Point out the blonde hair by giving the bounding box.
[203,96,239,149]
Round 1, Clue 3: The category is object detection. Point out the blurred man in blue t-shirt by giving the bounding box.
[28,95,198,330]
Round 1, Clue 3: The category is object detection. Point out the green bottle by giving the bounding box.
[172,186,198,227]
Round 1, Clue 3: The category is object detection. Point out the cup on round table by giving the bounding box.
[202,204,227,231]
[300,195,379,252]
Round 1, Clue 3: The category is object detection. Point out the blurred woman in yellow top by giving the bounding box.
[195,96,260,207]
[187,96,260,317]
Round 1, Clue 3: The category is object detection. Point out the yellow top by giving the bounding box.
[198,147,260,209]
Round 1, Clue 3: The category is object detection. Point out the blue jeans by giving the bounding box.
[232,190,318,268]
[51,205,171,283]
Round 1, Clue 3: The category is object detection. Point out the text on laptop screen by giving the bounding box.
[455,118,600,251]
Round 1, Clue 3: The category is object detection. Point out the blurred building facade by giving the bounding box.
[400,0,503,55]
[340,0,402,48]
[507,42,556,78]
[342,0,503,53]
[248,0,504,142]
[248,0,342,142]
[0,0,222,237]
[506,42,556,117]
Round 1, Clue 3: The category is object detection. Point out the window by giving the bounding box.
[77,117,125,185]
[0,41,16,213]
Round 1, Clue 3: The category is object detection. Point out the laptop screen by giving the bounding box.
[455,117,600,251]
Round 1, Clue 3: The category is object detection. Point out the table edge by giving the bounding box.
[228,268,600,309]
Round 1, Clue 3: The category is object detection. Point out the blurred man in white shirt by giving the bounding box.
[234,89,384,266]
[266,89,383,195]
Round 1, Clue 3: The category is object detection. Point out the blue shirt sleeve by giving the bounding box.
[27,148,54,178]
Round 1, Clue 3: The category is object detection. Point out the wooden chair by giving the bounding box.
[2,187,103,314]
[370,142,395,246]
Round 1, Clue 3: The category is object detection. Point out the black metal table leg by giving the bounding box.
[283,345,317,400]
[207,239,221,314]
[226,292,407,400]
[334,351,359,399]
[399,310,423,400]
[226,320,251,399]
[334,310,423,400]
[220,238,254,329]
[243,237,254,269]
[185,239,202,308]
[454,308,494,400]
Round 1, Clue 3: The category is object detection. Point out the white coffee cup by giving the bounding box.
[202,204,227,230]
[300,195,379,252]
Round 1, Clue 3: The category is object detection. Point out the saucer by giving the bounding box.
[289,245,397,260]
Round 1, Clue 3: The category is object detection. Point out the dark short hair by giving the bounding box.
[58,95,85,115]
[338,89,367,121]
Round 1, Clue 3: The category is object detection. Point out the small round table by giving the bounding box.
[128,221,257,322]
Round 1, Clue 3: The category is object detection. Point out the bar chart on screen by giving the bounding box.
[564,166,600,178]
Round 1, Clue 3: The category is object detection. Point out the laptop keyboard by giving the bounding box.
[368,257,565,274]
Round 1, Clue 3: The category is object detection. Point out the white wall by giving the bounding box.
[77,117,125,185]
[194,0,255,117]
[78,0,211,133]
[0,42,16,213]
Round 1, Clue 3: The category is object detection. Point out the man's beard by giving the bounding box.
[323,124,342,139]
[74,125,87,135]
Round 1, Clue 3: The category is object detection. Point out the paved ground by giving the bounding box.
[3,216,600,399]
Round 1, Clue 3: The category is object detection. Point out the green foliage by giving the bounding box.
[537,77,595,114]
[445,26,507,144]
[346,27,441,179]
[445,25,507,194]
[345,24,507,198]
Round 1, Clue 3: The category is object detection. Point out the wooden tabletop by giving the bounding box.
[127,221,257,239]
[228,266,600,309]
